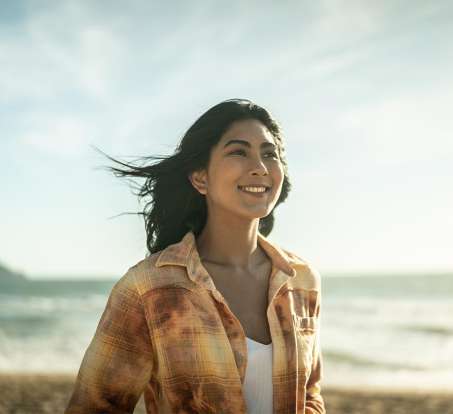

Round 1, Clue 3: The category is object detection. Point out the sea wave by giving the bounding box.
[400,324,453,336]
[1,275,452,390]
[323,350,427,371]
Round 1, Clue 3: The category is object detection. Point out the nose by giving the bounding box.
[248,155,268,176]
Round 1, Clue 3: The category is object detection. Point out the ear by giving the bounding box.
[188,169,208,195]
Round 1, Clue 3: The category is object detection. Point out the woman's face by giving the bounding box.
[190,118,285,222]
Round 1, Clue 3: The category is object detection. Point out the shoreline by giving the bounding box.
[1,372,452,395]
[1,373,452,413]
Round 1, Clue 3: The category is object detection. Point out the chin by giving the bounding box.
[237,205,273,220]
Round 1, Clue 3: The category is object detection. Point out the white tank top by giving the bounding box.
[243,337,273,413]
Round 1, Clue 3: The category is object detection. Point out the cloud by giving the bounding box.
[0,3,125,103]
[336,86,453,164]
[21,116,91,156]
[4,0,452,165]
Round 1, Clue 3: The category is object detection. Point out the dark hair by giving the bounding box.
[96,98,292,255]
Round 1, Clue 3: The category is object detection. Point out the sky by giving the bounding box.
[1,0,452,279]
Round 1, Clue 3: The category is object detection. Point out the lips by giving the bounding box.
[237,185,271,192]
[237,186,270,197]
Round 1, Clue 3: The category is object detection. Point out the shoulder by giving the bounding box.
[115,252,192,297]
[108,259,148,299]
[281,247,322,291]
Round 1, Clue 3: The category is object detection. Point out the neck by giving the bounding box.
[195,211,267,273]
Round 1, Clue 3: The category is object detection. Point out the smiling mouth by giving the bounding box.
[237,186,271,195]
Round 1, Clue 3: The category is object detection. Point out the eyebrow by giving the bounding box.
[223,139,276,150]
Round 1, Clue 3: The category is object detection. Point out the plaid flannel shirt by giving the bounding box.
[65,230,326,413]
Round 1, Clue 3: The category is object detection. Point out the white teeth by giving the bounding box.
[239,186,267,193]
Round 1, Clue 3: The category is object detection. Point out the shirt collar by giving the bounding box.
[155,230,300,290]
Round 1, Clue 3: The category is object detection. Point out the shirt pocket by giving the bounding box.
[293,315,318,373]
[294,314,318,333]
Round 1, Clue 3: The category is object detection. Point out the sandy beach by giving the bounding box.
[0,373,452,414]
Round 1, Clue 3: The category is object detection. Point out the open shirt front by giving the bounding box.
[65,230,326,414]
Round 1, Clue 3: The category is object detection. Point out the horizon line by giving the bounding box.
[24,269,453,281]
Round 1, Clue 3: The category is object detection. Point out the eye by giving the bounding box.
[264,151,279,159]
[228,149,279,159]
[229,149,246,156]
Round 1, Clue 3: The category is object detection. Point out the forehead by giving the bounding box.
[218,118,276,145]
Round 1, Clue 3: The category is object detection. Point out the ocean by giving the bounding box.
[1,273,452,391]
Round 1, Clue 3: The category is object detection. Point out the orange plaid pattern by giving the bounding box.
[65,230,325,413]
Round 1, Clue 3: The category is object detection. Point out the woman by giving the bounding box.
[65,98,326,414]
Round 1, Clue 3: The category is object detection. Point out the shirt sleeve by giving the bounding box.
[305,327,326,413]
[64,267,156,414]
[305,271,326,414]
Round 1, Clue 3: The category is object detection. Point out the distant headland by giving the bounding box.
[0,262,28,285]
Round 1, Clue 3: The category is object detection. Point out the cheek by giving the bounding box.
[271,164,284,187]
[207,161,241,197]
[222,157,246,172]
[212,159,243,183]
